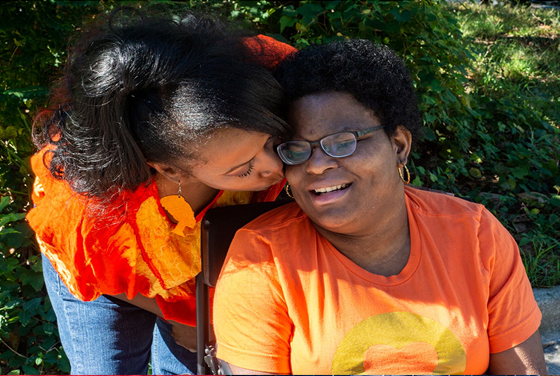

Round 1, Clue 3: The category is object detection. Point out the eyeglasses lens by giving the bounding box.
[278,142,311,165]
[322,132,356,158]
[277,132,358,165]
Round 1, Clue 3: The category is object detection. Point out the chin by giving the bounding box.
[307,213,354,234]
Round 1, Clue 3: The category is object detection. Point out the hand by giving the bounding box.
[169,320,198,352]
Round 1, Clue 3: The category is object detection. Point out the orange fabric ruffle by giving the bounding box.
[28,147,285,326]
[244,35,296,70]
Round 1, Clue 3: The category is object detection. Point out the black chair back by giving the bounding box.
[196,200,292,375]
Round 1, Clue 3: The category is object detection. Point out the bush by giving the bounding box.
[0,2,103,373]
[1,1,558,374]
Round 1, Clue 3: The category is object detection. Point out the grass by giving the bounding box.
[448,1,560,287]
[452,1,560,128]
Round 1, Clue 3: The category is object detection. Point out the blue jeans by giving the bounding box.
[42,256,197,375]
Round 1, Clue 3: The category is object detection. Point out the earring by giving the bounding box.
[285,183,294,199]
[398,165,410,185]
[160,180,196,236]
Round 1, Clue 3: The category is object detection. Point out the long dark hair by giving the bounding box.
[34,9,289,199]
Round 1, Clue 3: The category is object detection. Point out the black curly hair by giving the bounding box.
[275,39,422,145]
[34,8,289,200]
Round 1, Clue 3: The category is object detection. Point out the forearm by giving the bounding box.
[111,292,164,317]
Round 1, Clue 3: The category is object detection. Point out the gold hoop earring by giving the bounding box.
[285,183,294,199]
[398,165,410,185]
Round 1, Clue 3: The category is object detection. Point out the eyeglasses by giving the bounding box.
[276,125,385,165]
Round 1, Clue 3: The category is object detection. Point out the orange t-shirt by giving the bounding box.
[26,34,296,326]
[214,186,541,374]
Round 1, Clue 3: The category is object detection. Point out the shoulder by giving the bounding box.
[241,201,309,235]
[405,185,513,248]
[224,202,310,265]
[405,185,486,220]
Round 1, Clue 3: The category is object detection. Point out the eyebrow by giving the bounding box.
[224,158,253,175]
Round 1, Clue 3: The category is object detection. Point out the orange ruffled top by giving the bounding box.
[27,35,296,326]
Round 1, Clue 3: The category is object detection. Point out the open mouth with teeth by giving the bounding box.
[312,183,351,196]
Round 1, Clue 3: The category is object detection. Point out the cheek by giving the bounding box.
[285,166,303,186]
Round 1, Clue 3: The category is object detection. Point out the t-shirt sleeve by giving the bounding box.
[479,209,542,353]
[214,228,292,374]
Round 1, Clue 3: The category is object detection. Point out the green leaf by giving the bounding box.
[41,335,56,349]
[3,299,21,310]
[0,351,16,360]
[390,8,413,22]
[549,195,560,207]
[279,15,297,32]
[20,270,44,292]
[58,354,70,373]
[429,79,444,93]
[519,237,531,247]
[2,86,48,100]
[21,365,40,375]
[412,176,423,187]
[511,165,529,179]
[0,212,26,228]
[0,228,20,236]
[282,6,298,17]
[325,1,340,10]
[297,3,324,24]
[19,309,32,326]
[23,297,42,313]
[42,322,55,335]
[424,113,437,125]
[469,168,482,179]
[0,196,11,212]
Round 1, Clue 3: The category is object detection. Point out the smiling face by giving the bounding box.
[187,127,285,192]
[285,91,411,236]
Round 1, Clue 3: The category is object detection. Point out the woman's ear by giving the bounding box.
[149,162,182,183]
[392,126,413,167]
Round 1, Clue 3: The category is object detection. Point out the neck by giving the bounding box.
[155,173,219,216]
[315,196,411,277]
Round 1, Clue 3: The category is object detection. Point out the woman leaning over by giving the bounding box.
[213,39,547,375]
[27,10,294,375]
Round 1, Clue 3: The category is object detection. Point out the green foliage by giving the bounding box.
[1,0,559,373]
[0,2,103,374]
[0,196,70,374]
[450,2,560,287]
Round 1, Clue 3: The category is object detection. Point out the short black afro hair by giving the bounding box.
[275,39,423,145]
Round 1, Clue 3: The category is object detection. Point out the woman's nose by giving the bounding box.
[305,146,338,175]
[259,148,284,179]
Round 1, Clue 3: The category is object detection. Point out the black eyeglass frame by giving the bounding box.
[276,124,386,165]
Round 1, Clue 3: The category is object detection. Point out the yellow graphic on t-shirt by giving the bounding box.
[331,312,466,375]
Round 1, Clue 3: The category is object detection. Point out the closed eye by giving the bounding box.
[236,160,254,178]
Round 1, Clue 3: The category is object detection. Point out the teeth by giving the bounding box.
[314,184,349,194]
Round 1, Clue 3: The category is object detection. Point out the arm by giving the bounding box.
[112,293,197,352]
[488,329,547,375]
[226,363,282,375]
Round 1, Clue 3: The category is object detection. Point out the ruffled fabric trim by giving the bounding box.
[28,147,284,325]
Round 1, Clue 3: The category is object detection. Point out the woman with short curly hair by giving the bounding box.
[213,39,546,375]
